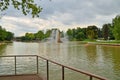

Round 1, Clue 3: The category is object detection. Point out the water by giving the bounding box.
[0,42,120,80]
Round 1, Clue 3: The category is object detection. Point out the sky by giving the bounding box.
[0,0,120,36]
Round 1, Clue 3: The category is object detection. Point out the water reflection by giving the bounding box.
[0,44,7,55]
[85,44,97,63]
[0,42,120,80]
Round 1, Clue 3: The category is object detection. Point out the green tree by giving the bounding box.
[76,32,85,41]
[25,33,35,41]
[0,0,43,17]
[67,27,87,41]
[87,30,95,40]
[0,29,7,41]
[0,25,14,41]
[66,29,73,40]
[102,24,110,40]
[112,15,120,40]
[86,25,98,40]
[72,28,76,39]
[102,23,114,40]
[5,31,14,41]
[109,24,114,40]
[82,28,87,39]
[45,29,51,38]
[35,30,44,40]
[98,28,102,39]
[75,27,86,41]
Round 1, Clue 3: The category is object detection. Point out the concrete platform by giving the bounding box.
[0,74,44,80]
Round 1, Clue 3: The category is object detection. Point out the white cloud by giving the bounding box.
[1,16,76,36]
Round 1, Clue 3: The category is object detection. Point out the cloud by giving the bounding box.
[0,0,120,36]
[1,16,39,36]
[0,16,73,36]
[39,0,120,25]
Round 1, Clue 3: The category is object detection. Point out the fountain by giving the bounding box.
[50,29,62,43]
[45,28,68,43]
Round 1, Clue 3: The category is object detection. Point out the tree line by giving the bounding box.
[15,29,65,42]
[15,29,52,41]
[66,15,120,41]
[0,25,14,41]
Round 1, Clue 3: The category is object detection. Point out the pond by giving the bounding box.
[0,41,120,80]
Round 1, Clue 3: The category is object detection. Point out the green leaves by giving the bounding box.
[20,29,52,41]
[102,24,110,40]
[0,0,10,11]
[0,25,14,41]
[86,25,98,40]
[67,28,86,41]
[113,15,120,40]
[0,0,42,18]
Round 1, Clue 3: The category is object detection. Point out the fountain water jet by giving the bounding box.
[50,29,62,43]
[45,29,68,43]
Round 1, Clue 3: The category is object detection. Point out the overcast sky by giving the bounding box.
[0,0,120,36]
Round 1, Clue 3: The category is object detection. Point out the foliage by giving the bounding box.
[0,25,14,41]
[97,28,102,39]
[76,32,85,41]
[44,29,51,38]
[5,31,14,41]
[102,24,110,40]
[19,29,52,41]
[75,27,86,40]
[112,15,120,40]
[86,25,98,40]
[109,24,114,40]
[0,0,42,17]
[66,27,86,41]
[25,33,35,40]
[34,30,44,40]
[86,30,95,40]
[66,29,73,40]
[102,23,114,40]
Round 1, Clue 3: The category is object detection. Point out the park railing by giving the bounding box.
[0,55,107,80]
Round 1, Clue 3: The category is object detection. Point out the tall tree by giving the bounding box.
[76,32,85,41]
[66,29,73,40]
[72,28,76,39]
[109,24,114,40]
[102,24,110,40]
[75,27,86,41]
[82,28,87,39]
[34,30,44,40]
[86,25,98,40]
[45,29,51,38]
[25,33,35,40]
[0,25,14,41]
[112,15,120,40]
[5,31,14,41]
[98,28,102,39]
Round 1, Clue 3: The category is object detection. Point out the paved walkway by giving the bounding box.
[0,74,44,80]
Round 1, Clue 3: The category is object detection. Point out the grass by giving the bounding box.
[96,40,120,44]
[77,39,120,45]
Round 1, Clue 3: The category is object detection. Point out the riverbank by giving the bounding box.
[0,43,5,46]
[0,41,13,46]
[87,42,120,46]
